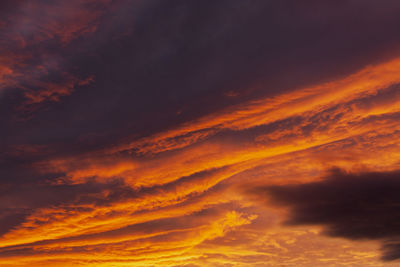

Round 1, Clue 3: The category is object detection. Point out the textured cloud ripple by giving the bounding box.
[2,1,400,266]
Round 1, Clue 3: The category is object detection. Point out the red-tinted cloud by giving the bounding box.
[2,1,400,266]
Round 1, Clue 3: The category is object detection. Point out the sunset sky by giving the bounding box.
[2,1,400,266]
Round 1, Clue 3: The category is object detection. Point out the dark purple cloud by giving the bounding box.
[256,169,400,261]
[4,0,400,159]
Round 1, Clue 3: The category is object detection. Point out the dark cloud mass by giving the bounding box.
[4,0,400,156]
[259,169,400,261]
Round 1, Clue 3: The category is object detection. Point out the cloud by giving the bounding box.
[256,169,400,261]
[3,1,400,265]
[5,0,400,156]
[0,212,27,237]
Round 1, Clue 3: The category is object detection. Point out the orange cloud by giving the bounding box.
[3,40,400,266]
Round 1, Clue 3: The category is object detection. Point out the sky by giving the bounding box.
[2,0,400,266]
